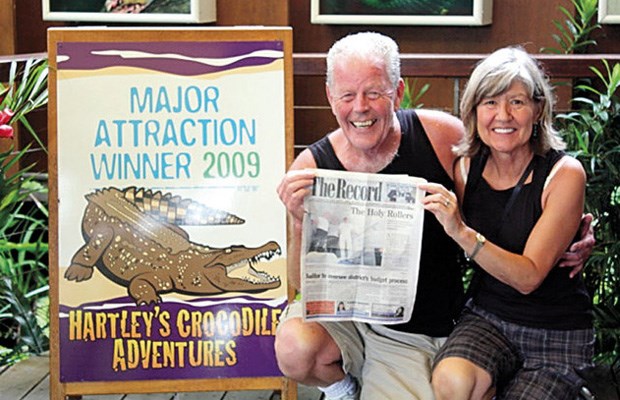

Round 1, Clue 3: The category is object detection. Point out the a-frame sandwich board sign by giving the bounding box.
[48,26,295,399]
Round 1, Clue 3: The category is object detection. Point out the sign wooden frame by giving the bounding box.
[48,27,295,400]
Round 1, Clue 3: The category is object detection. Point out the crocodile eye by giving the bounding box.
[225,248,232,254]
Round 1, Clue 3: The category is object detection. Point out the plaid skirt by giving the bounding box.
[434,302,594,399]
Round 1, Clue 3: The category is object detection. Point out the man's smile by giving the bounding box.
[351,119,376,128]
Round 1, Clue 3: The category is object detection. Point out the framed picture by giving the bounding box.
[599,0,620,23]
[311,0,492,26]
[42,0,216,23]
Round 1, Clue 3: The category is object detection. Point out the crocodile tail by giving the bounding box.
[122,186,245,225]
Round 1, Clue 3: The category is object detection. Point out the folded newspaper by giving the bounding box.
[301,169,426,324]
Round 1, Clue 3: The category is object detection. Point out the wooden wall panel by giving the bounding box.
[0,0,16,55]
[294,75,327,106]
[594,22,620,53]
[8,0,290,55]
[294,108,334,147]
[11,0,620,55]
[14,0,60,54]
[216,0,288,26]
[290,0,577,53]
[6,0,620,167]
[288,0,620,151]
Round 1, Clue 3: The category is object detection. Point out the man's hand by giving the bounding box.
[559,213,595,278]
[276,169,316,223]
[277,169,316,290]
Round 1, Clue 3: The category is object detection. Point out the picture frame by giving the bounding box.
[311,0,492,26]
[599,0,620,23]
[42,0,216,23]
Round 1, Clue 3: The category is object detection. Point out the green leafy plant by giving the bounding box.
[541,0,600,54]
[557,60,620,364]
[400,78,430,110]
[0,57,49,366]
[541,0,620,366]
[0,58,48,153]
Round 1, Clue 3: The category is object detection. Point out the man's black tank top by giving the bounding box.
[308,109,463,337]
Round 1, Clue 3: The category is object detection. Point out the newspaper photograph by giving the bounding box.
[301,168,426,324]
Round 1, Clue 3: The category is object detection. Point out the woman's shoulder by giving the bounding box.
[543,152,585,191]
[547,152,584,175]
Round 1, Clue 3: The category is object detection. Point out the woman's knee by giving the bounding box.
[432,367,474,399]
[432,358,489,400]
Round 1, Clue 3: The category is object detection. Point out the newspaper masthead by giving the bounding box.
[313,176,383,202]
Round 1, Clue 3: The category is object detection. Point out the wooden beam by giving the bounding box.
[293,53,620,79]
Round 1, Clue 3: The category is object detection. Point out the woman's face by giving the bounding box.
[476,80,540,155]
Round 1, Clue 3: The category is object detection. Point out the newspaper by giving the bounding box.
[301,168,426,324]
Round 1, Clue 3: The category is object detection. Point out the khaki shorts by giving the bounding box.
[280,301,446,400]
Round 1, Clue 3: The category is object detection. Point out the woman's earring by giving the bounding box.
[532,123,540,139]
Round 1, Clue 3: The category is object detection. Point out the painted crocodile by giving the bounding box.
[65,186,281,305]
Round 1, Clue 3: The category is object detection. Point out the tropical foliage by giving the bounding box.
[541,0,600,54]
[548,0,620,365]
[557,60,620,365]
[401,78,430,109]
[0,58,49,366]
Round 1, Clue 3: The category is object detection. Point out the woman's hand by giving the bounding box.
[419,182,464,239]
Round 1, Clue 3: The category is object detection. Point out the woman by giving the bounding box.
[421,46,594,399]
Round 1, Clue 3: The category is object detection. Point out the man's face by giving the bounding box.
[326,56,403,152]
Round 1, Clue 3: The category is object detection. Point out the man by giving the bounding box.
[275,32,593,400]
